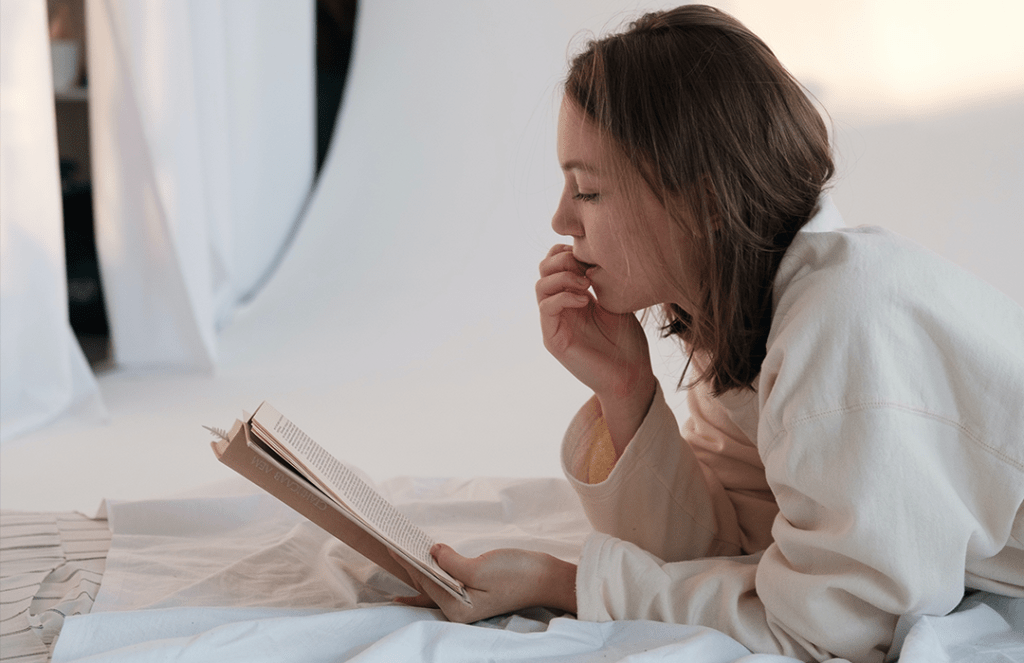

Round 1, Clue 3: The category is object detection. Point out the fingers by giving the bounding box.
[537,293,590,346]
[388,549,441,607]
[430,544,477,586]
[544,243,573,260]
[395,546,563,625]
[394,593,438,609]
[535,269,591,305]
[388,546,476,621]
[539,244,587,278]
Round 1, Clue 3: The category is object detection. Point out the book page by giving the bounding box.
[250,404,465,598]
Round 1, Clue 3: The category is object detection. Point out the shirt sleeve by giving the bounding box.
[574,405,1000,663]
[561,382,746,565]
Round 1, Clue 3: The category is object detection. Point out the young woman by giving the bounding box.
[392,6,1024,662]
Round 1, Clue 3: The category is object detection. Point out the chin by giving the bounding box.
[593,293,642,315]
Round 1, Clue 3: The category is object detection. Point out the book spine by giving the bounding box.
[212,420,415,588]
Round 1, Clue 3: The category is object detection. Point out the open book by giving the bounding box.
[209,403,470,605]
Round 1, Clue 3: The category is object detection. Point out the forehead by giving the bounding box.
[557,98,617,174]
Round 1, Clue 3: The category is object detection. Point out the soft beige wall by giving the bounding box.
[728,0,1023,117]
[725,0,1024,305]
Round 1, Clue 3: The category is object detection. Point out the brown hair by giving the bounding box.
[564,5,834,395]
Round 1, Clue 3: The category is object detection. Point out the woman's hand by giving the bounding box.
[390,544,577,624]
[536,244,657,451]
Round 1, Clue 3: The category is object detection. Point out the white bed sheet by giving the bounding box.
[50,477,1023,663]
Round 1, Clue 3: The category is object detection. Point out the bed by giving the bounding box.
[3,475,1021,663]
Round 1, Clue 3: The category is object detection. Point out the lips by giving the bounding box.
[573,253,596,271]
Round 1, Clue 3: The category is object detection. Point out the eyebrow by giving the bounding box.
[560,159,601,174]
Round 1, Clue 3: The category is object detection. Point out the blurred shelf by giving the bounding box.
[55,86,88,102]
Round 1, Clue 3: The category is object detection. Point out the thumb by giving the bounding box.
[431,543,477,584]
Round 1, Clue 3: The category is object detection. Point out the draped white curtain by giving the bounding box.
[0,0,314,444]
[86,0,314,369]
[0,0,104,444]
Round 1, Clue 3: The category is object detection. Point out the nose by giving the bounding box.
[551,188,582,238]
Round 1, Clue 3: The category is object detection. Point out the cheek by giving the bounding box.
[587,219,625,266]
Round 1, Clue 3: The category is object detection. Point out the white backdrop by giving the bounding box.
[1,0,1021,513]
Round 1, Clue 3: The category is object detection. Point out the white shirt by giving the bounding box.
[561,201,1024,663]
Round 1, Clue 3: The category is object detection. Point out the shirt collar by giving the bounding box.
[799,194,846,234]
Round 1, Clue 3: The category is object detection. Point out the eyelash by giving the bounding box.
[573,192,599,203]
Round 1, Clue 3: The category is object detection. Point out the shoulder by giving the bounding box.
[767,226,951,361]
[774,226,949,317]
[758,226,1024,461]
[769,224,1023,354]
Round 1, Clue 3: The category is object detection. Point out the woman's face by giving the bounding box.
[551,99,696,315]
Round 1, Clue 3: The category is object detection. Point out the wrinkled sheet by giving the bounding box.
[51,477,1023,663]
[0,512,110,663]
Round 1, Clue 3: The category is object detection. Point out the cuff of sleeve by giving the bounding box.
[575,532,616,622]
[561,382,681,500]
[576,531,765,629]
[575,531,676,623]
[560,394,615,484]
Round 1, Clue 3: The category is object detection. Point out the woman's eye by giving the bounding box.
[573,192,599,202]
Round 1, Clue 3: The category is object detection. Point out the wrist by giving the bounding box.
[596,373,657,457]
[539,554,578,614]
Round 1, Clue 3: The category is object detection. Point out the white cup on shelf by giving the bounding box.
[51,39,80,92]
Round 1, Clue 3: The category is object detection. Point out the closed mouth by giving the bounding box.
[573,255,597,271]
